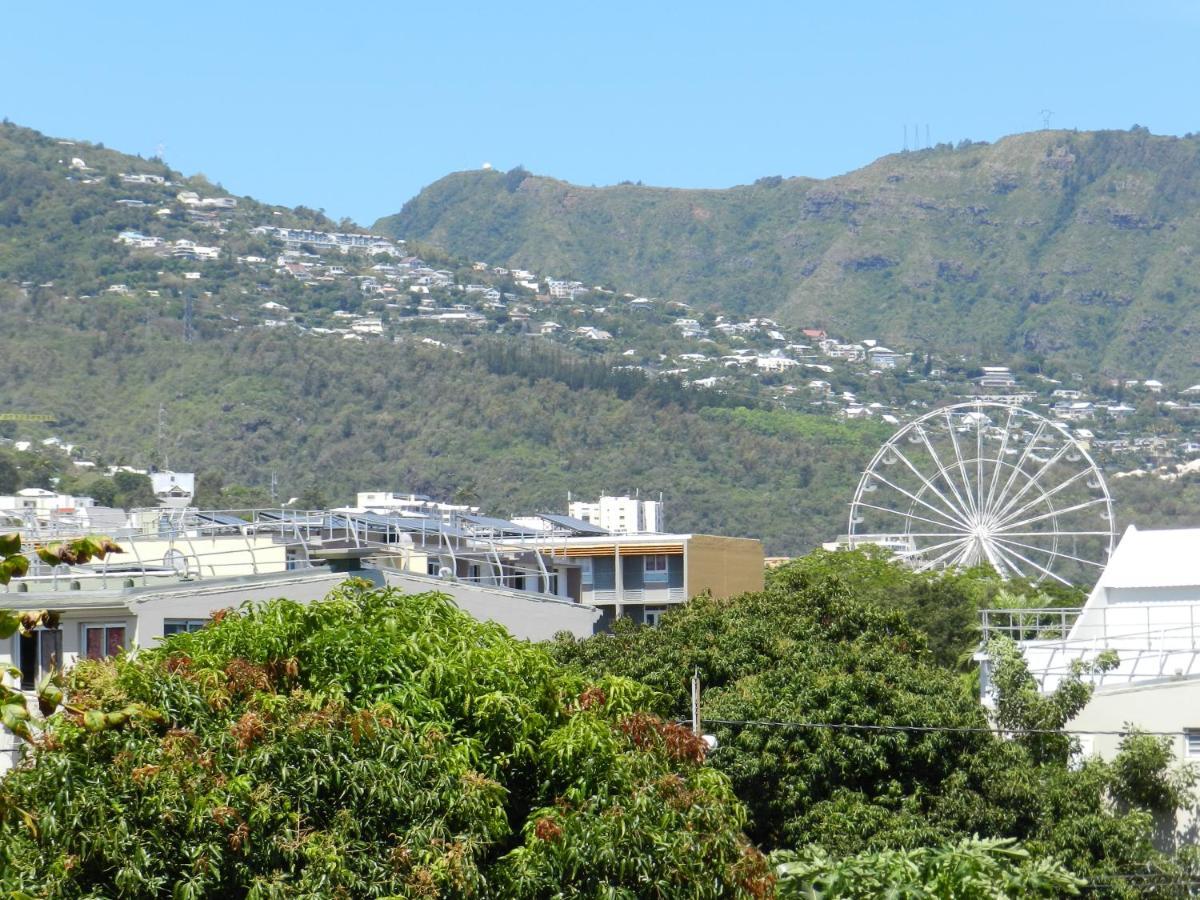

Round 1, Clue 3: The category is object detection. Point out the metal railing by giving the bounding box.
[981,604,1200,649]
[980,607,1084,643]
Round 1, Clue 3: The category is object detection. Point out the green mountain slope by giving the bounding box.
[378,129,1200,380]
[0,120,1196,560]
[0,289,888,555]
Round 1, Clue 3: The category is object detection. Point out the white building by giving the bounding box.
[150,471,195,508]
[977,366,1017,388]
[354,492,478,520]
[867,346,902,369]
[980,526,1200,779]
[0,488,95,519]
[754,356,800,373]
[568,495,663,535]
[351,318,384,335]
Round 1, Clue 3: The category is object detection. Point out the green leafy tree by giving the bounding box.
[550,550,1196,892]
[773,837,1085,898]
[0,582,771,897]
[111,470,157,508]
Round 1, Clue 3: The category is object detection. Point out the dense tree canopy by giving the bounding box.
[550,550,1198,895]
[0,583,771,897]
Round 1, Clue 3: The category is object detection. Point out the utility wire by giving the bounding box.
[699,717,1191,739]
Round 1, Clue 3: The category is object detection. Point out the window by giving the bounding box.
[83,624,126,660]
[427,558,442,576]
[1186,730,1200,758]
[1069,734,1094,771]
[18,629,62,691]
[163,619,207,637]
[579,558,593,587]
[644,554,669,583]
[644,607,667,628]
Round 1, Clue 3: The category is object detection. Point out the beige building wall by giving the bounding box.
[1071,679,1200,762]
[118,535,289,578]
[1070,678,1200,845]
[685,534,764,599]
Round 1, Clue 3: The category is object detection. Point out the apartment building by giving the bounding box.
[567,495,663,535]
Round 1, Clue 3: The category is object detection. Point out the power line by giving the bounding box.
[699,717,1190,739]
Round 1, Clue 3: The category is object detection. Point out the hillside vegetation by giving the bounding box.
[0,121,1196,557]
[380,128,1200,379]
[0,287,888,555]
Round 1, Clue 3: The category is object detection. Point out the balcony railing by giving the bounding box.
[980,607,1084,643]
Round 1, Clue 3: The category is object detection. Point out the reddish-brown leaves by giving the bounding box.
[230,711,266,751]
[224,659,271,697]
[533,817,563,842]
[131,764,161,785]
[577,685,607,711]
[618,713,707,764]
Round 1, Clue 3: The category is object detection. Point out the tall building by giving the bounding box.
[568,495,663,535]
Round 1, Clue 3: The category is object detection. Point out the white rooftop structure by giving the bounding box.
[568,495,663,535]
[981,525,1200,697]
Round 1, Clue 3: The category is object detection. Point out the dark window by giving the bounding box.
[163,619,207,637]
[20,628,63,690]
[18,633,37,690]
[644,554,669,582]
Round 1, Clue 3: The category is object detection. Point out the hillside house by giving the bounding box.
[867,346,902,369]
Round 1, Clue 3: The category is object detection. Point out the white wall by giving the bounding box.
[381,569,599,640]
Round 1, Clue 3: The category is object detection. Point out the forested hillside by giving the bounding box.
[0,120,1197,557]
[0,287,889,554]
[380,128,1200,380]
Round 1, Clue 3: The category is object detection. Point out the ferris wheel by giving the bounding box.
[848,401,1116,586]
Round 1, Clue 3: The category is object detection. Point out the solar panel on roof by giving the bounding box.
[459,514,539,535]
[346,513,476,539]
[194,512,249,527]
[538,514,610,535]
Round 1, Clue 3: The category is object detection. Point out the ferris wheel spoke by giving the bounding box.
[990,419,1048,520]
[894,535,972,559]
[866,470,972,530]
[912,425,976,524]
[988,440,1075,526]
[991,535,1106,569]
[975,409,985,513]
[985,539,1074,587]
[991,467,1094,532]
[988,541,1031,581]
[950,540,980,570]
[983,406,1016,514]
[852,501,971,534]
[914,537,973,571]
[997,530,1113,538]
[944,410,979,519]
[887,446,973,526]
[997,497,1109,533]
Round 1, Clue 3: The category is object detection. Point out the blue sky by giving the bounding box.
[3,1,1197,223]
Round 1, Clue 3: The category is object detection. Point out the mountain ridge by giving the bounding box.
[378,128,1200,380]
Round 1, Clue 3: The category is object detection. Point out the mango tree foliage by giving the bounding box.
[766,547,1085,667]
[549,550,1196,894]
[1,534,133,739]
[772,837,1085,898]
[0,582,772,898]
